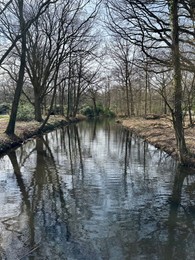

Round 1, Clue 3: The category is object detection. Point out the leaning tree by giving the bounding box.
[0,0,59,135]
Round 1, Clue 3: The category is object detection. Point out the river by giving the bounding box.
[0,119,195,260]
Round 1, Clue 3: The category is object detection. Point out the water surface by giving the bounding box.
[0,119,195,260]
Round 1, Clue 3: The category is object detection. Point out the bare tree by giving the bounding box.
[24,0,101,122]
[0,0,59,135]
[170,0,188,162]
[105,0,195,164]
[108,37,135,116]
[0,0,59,67]
[5,0,27,135]
[182,71,195,126]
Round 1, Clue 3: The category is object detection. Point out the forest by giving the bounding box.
[0,0,195,165]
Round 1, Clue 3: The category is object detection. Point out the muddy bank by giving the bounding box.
[122,117,195,163]
[0,115,85,156]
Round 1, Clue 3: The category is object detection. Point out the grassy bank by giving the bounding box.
[0,115,85,155]
[122,117,195,162]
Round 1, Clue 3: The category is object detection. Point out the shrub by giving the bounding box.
[104,108,116,118]
[17,103,34,121]
[50,105,62,115]
[80,105,116,118]
[0,103,9,115]
[80,105,94,118]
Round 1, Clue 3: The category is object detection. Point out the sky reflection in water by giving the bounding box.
[0,119,195,260]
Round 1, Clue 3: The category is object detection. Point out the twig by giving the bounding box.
[19,241,41,260]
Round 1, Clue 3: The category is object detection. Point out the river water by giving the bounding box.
[0,119,195,260]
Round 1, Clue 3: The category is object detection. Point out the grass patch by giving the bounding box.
[0,115,9,120]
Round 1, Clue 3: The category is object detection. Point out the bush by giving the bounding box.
[104,108,116,118]
[80,106,94,118]
[17,103,34,121]
[80,105,116,118]
[50,105,62,115]
[0,103,9,115]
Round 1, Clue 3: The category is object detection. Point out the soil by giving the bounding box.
[0,115,85,155]
[121,117,195,163]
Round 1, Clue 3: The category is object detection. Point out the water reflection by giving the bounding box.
[0,119,195,259]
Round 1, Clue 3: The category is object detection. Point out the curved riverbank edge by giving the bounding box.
[121,117,195,167]
[0,115,86,156]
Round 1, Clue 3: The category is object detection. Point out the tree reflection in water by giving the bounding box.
[0,120,195,259]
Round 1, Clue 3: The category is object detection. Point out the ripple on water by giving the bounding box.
[0,121,195,260]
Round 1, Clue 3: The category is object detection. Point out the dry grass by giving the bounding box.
[0,115,69,154]
[2,114,195,162]
[122,117,195,158]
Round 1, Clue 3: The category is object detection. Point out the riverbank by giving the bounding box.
[122,117,195,163]
[0,115,85,155]
[2,115,195,165]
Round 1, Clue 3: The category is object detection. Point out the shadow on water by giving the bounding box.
[0,119,195,259]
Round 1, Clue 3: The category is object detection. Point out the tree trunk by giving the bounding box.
[188,105,193,126]
[129,79,134,116]
[92,96,97,116]
[34,92,43,122]
[163,86,168,114]
[59,83,65,116]
[5,0,26,135]
[125,61,130,117]
[67,51,72,118]
[170,0,188,163]
[144,63,149,115]
[73,89,80,117]
[38,53,61,132]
